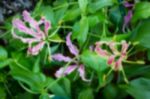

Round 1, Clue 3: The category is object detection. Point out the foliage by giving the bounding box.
[0,0,150,99]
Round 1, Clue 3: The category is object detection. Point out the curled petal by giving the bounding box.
[38,17,51,36]
[95,42,109,56]
[12,19,42,39]
[124,2,134,8]
[22,10,39,29]
[44,20,51,35]
[122,10,133,32]
[66,33,79,56]
[121,40,129,56]
[107,55,115,65]
[55,65,77,78]
[78,65,91,82]
[12,31,40,44]
[109,42,119,55]
[114,57,123,71]
[13,19,30,34]
[27,41,45,55]
[52,54,72,62]
[22,10,45,38]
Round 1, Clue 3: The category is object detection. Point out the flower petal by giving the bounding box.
[107,55,115,65]
[12,19,42,39]
[114,57,123,71]
[44,19,51,35]
[95,42,109,56]
[78,65,91,82]
[27,41,45,55]
[122,10,133,32]
[121,40,129,56]
[52,54,72,62]
[124,2,133,8]
[66,33,79,56]
[12,31,40,44]
[108,42,119,55]
[22,10,45,38]
[55,65,77,78]
[22,10,39,29]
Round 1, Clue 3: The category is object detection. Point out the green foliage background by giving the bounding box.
[0,0,150,99]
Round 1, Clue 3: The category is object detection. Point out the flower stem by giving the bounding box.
[103,68,113,81]
[121,68,129,84]
[123,60,145,64]
[18,81,39,94]
[46,42,52,61]
[101,8,107,39]
[48,26,61,38]
[45,57,77,91]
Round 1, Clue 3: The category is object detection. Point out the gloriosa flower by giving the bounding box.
[12,10,51,55]
[95,40,129,71]
[52,33,90,82]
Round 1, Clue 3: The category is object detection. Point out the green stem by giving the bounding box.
[0,31,10,38]
[45,57,77,90]
[48,26,60,38]
[88,33,101,38]
[123,60,145,64]
[121,68,129,84]
[4,81,12,97]
[14,60,29,71]
[101,8,107,38]
[60,26,73,29]
[18,81,39,94]
[104,68,113,81]
[46,42,51,61]
[48,25,72,39]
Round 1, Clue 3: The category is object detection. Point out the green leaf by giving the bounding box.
[48,78,70,98]
[102,84,119,99]
[33,5,56,26]
[16,92,34,99]
[49,34,64,43]
[40,93,51,99]
[0,46,8,61]
[33,56,40,73]
[132,2,150,22]
[78,89,94,99]
[148,50,150,61]
[60,78,71,96]
[113,33,131,42]
[78,0,88,14]
[73,16,89,46]
[132,20,150,48]
[88,15,100,27]
[0,59,11,69]
[121,78,150,99]
[109,6,122,26]
[63,7,80,21]
[0,86,6,99]
[48,78,71,99]
[124,65,150,78]
[54,2,68,23]
[10,61,48,93]
[81,50,108,72]
[89,0,115,13]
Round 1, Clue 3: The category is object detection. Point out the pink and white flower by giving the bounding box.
[12,10,51,55]
[52,33,90,82]
[95,40,129,71]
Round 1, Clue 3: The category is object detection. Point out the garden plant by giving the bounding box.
[0,0,150,99]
